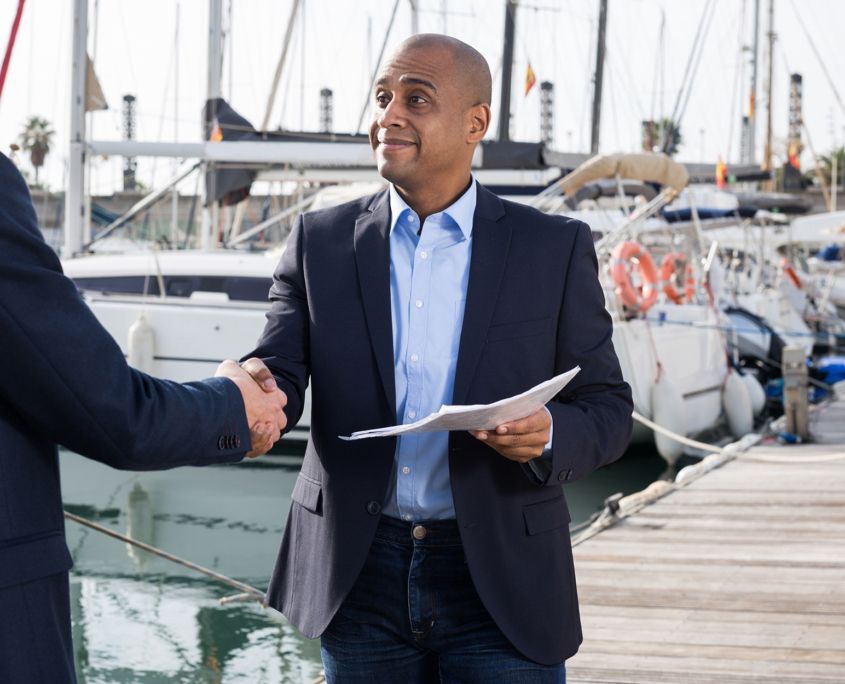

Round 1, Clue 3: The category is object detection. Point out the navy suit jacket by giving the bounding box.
[0,152,250,594]
[250,182,633,664]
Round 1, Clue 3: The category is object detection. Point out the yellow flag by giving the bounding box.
[524,62,537,96]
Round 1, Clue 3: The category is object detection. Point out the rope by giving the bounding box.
[63,511,265,603]
[632,410,723,454]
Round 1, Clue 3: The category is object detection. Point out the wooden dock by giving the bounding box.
[567,397,845,683]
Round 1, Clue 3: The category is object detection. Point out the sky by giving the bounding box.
[1,0,844,195]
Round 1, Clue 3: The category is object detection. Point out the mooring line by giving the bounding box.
[63,510,265,603]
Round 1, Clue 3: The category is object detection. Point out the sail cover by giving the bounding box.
[557,153,689,197]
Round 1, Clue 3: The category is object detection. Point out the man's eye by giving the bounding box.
[409,95,427,104]
[375,94,390,106]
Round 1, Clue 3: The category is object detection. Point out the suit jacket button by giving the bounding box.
[366,501,381,515]
[557,469,573,482]
[217,436,226,450]
[233,435,241,449]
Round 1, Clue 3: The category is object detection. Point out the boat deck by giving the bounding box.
[567,398,845,683]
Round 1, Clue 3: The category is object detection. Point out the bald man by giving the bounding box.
[247,34,632,682]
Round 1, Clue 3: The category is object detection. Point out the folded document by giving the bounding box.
[340,366,580,441]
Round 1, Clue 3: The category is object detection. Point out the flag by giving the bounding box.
[748,92,755,120]
[210,117,224,143]
[85,54,108,111]
[524,62,536,96]
[715,157,728,189]
[787,142,800,169]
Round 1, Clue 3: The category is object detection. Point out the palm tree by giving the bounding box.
[19,116,55,186]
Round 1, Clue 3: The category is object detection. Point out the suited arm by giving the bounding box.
[0,164,250,469]
[540,221,633,485]
[241,213,310,432]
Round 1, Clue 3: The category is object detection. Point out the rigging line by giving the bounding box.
[649,8,665,122]
[605,53,621,150]
[725,54,743,161]
[149,30,179,189]
[355,0,402,134]
[788,0,845,120]
[609,46,645,122]
[676,0,719,127]
[726,0,748,162]
[579,11,597,153]
[663,0,714,151]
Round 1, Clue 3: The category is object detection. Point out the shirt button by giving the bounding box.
[408,215,416,223]
[410,353,419,363]
[402,466,411,475]
[408,410,417,419]
[415,299,423,308]
[419,251,428,260]
[404,513,412,521]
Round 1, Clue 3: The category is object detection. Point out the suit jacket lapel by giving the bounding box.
[453,185,510,405]
[354,190,397,418]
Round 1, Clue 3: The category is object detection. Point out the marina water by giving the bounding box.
[62,445,668,683]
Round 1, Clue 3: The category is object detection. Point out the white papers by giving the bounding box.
[340,366,580,441]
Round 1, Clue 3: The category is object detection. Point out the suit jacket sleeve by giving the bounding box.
[540,221,633,485]
[242,213,309,432]
[0,154,249,469]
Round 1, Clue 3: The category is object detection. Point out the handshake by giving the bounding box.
[215,357,288,458]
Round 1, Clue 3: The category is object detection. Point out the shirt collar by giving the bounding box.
[388,177,477,240]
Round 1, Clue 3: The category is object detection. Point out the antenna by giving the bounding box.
[540,81,554,146]
[122,95,137,192]
[320,88,334,134]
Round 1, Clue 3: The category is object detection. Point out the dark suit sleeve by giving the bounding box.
[0,155,249,469]
[541,221,633,485]
[241,213,309,432]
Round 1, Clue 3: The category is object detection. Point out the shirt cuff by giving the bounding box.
[525,406,554,483]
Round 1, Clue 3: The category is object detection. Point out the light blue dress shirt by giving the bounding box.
[382,180,553,521]
[382,181,476,521]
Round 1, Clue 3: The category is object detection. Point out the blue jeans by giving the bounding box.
[321,516,566,683]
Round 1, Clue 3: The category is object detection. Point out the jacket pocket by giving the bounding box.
[291,473,322,514]
[523,494,571,535]
[487,317,552,342]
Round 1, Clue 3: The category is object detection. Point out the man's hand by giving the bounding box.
[469,408,551,463]
[215,359,287,457]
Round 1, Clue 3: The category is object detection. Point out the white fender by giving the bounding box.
[128,314,155,374]
[739,371,766,416]
[723,369,753,438]
[651,374,687,465]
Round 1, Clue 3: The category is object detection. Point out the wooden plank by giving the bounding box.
[568,400,845,682]
[568,645,845,677]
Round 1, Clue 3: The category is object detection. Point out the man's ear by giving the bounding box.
[466,103,491,144]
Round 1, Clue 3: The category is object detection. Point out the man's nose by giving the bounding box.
[376,98,405,128]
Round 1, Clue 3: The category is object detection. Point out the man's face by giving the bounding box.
[368,45,471,188]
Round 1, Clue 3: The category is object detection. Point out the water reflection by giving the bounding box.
[126,483,154,569]
[61,444,669,681]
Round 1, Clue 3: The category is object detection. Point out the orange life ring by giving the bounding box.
[610,241,658,312]
[659,252,696,304]
[781,257,803,289]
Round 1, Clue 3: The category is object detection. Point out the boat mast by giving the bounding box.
[747,0,759,163]
[261,0,301,132]
[590,0,608,155]
[497,1,517,142]
[762,0,774,186]
[65,0,87,256]
[202,0,224,250]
